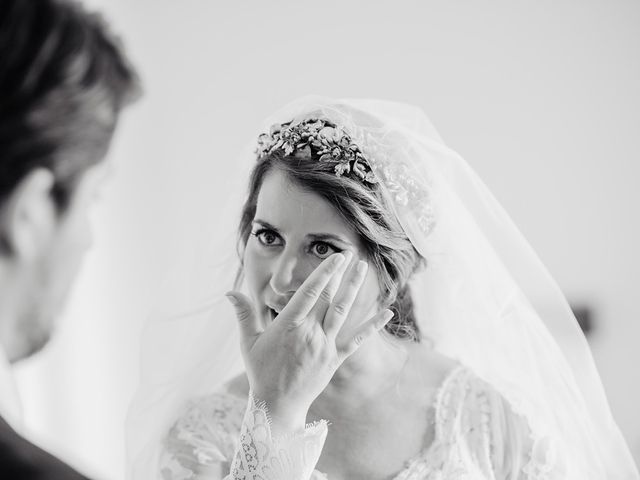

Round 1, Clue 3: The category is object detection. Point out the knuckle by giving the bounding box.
[319,289,333,303]
[332,302,348,316]
[302,285,320,299]
[287,318,304,330]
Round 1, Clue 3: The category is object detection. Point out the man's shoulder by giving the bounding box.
[0,416,90,480]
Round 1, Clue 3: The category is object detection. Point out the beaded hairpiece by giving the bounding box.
[255,118,378,185]
[255,116,436,235]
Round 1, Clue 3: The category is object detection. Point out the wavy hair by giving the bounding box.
[238,151,425,342]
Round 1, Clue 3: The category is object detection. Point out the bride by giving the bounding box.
[126,97,639,480]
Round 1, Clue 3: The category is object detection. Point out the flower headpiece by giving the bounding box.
[255,118,378,184]
[255,116,436,235]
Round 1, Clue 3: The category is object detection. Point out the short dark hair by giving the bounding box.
[0,0,139,210]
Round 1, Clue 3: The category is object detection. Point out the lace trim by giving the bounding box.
[394,365,468,479]
[229,392,328,480]
[161,456,195,480]
[522,435,558,480]
[162,367,559,480]
[399,366,559,480]
[161,393,245,479]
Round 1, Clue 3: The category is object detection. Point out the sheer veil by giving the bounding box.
[126,96,639,479]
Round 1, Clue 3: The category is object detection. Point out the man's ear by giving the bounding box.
[0,168,58,261]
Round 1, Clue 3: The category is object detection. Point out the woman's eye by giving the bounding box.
[311,242,337,259]
[254,230,282,247]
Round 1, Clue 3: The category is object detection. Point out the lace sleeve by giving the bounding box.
[229,392,328,480]
[160,392,327,480]
[482,382,566,480]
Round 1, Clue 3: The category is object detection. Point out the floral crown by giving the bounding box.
[255,115,436,235]
[255,118,378,185]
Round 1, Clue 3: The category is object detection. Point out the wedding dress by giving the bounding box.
[160,366,555,480]
[126,97,639,480]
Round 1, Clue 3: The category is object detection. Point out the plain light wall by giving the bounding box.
[12,1,640,478]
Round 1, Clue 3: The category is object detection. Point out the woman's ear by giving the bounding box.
[0,168,57,261]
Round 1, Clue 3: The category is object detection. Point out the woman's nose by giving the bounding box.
[269,251,309,296]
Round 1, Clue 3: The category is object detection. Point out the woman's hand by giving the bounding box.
[225,252,393,436]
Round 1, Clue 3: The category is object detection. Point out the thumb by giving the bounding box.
[226,291,262,348]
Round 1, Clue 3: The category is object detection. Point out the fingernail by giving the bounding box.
[378,309,394,327]
[356,260,368,275]
[332,253,346,267]
[225,293,239,306]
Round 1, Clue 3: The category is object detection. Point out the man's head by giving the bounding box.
[0,0,139,362]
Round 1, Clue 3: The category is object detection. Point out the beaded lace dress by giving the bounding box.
[159,366,558,480]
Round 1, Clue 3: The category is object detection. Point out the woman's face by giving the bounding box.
[244,168,381,330]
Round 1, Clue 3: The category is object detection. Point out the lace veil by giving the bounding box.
[125,97,639,479]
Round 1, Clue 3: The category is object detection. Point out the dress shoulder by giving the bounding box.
[428,366,561,480]
[160,391,246,480]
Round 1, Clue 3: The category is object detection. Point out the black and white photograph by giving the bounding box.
[1,1,639,479]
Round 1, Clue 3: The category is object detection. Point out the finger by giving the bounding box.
[337,309,394,359]
[280,252,346,324]
[309,251,353,324]
[323,259,368,339]
[226,291,262,349]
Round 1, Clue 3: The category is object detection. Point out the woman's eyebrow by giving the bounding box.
[252,219,279,231]
[307,233,353,246]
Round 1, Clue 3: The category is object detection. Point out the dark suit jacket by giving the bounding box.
[0,416,90,479]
